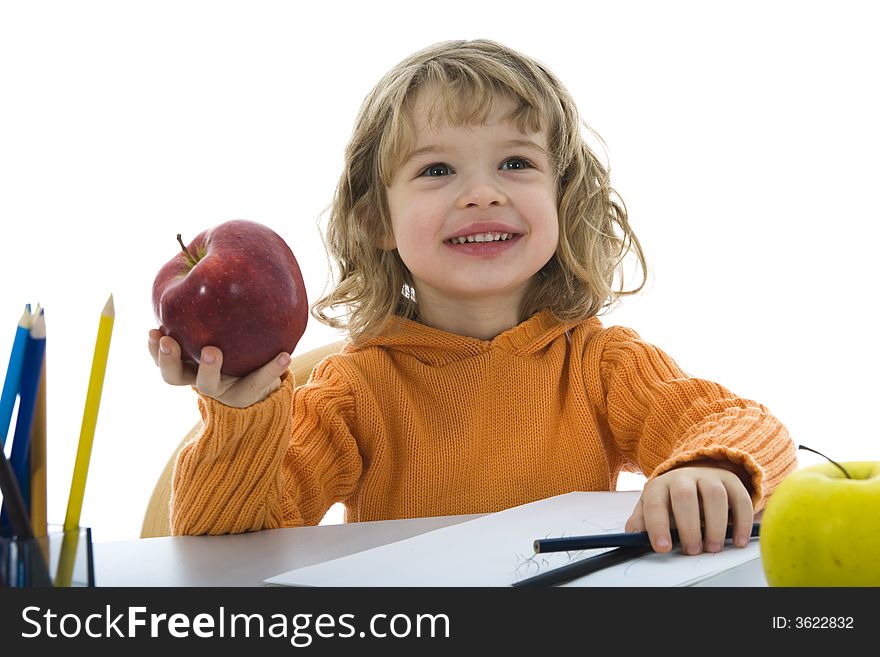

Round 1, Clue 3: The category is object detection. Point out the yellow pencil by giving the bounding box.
[57,294,113,586]
[63,294,114,532]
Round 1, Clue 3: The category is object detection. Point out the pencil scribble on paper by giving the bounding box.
[503,506,633,582]
[509,521,627,580]
[510,529,599,580]
[511,530,577,578]
[511,552,546,577]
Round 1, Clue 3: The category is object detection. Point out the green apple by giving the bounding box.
[760,460,880,586]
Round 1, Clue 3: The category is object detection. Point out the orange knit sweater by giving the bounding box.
[171,311,797,535]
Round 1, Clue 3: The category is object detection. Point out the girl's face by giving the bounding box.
[385,89,559,323]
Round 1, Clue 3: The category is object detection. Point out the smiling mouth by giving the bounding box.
[445,232,520,245]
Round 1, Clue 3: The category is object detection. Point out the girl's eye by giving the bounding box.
[500,157,532,171]
[420,163,451,177]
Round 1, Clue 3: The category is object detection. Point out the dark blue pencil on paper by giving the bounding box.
[513,545,652,587]
[533,522,760,553]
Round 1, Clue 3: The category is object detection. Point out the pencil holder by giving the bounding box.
[0,525,94,587]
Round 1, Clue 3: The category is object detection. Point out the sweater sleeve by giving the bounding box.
[170,357,361,535]
[587,326,797,510]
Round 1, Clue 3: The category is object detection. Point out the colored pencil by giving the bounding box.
[0,305,32,448]
[0,304,52,585]
[29,330,48,538]
[0,307,44,535]
[8,308,47,514]
[533,523,761,553]
[512,545,652,587]
[57,295,114,586]
[63,294,114,533]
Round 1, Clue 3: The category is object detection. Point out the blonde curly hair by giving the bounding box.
[312,39,646,342]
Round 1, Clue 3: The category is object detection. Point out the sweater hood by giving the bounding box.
[347,310,601,367]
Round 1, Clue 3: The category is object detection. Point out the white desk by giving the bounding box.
[93,514,767,587]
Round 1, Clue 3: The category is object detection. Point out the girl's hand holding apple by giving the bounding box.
[151,220,309,378]
[148,329,291,408]
[148,218,308,407]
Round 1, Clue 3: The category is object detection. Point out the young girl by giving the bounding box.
[148,39,796,556]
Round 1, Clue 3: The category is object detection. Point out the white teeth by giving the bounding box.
[449,232,513,244]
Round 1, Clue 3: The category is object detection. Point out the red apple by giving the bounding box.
[152,219,308,377]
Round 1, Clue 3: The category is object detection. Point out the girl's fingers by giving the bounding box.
[624,498,645,533]
[668,479,703,555]
[147,330,161,365]
[194,346,224,397]
[724,477,756,547]
[697,477,730,553]
[640,483,674,553]
[224,352,291,408]
[151,335,290,407]
[157,335,195,386]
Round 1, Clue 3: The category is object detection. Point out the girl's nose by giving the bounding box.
[456,180,508,209]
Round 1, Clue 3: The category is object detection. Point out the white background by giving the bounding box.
[1,0,878,543]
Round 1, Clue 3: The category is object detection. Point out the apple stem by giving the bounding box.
[798,444,852,479]
[177,233,198,268]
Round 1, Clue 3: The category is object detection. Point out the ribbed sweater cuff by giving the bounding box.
[645,405,794,510]
[170,375,294,535]
[649,446,764,507]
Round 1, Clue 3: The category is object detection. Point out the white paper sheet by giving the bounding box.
[264,491,761,587]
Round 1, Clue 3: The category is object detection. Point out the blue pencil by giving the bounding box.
[8,309,47,512]
[0,308,36,539]
[513,546,652,587]
[0,305,32,448]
